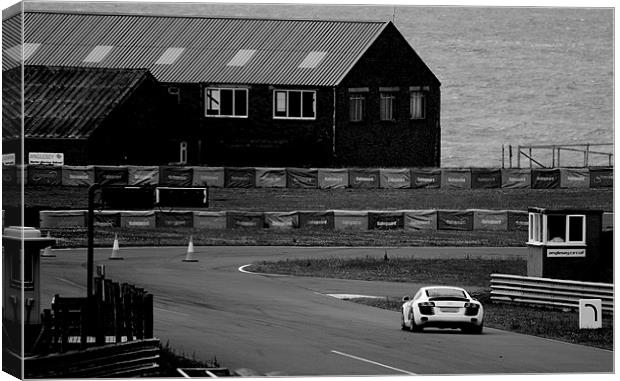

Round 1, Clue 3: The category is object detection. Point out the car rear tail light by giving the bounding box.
[464,302,479,316]
[418,302,435,315]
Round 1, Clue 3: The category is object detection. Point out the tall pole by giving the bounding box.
[87,183,101,300]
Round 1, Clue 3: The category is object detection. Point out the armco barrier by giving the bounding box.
[6,165,613,189]
[490,273,613,314]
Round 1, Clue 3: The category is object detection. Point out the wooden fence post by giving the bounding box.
[144,294,153,339]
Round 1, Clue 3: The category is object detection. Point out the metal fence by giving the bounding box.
[490,273,613,314]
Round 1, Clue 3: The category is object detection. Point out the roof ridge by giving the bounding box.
[19,9,390,24]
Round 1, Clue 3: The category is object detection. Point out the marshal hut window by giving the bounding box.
[205,88,248,117]
[273,90,316,119]
[528,212,586,245]
[410,91,426,119]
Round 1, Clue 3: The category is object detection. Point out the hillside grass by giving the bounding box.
[11,186,614,211]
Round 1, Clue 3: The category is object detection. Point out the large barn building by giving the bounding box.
[3,11,441,167]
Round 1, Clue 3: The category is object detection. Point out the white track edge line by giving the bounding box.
[331,350,417,375]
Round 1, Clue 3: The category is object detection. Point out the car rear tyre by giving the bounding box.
[401,312,407,330]
[408,310,422,332]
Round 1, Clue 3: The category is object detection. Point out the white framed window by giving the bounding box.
[349,94,365,122]
[410,91,426,119]
[380,92,395,121]
[528,212,543,243]
[205,87,248,117]
[273,90,316,119]
[179,141,188,164]
[566,215,586,244]
[530,213,586,245]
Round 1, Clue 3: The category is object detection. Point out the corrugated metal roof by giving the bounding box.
[4,11,389,86]
[2,65,152,140]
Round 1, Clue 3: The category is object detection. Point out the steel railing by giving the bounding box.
[490,273,614,314]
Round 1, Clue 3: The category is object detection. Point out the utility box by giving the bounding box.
[526,208,610,282]
[3,226,56,352]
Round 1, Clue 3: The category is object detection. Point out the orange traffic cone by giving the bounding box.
[182,235,198,262]
[41,231,55,257]
[109,233,123,260]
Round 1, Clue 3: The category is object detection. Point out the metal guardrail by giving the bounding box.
[490,274,614,314]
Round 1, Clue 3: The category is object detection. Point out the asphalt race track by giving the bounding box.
[40,246,613,376]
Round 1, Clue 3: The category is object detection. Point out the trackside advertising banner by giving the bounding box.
[471,168,501,189]
[404,210,437,231]
[94,166,128,185]
[155,211,194,228]
[318,168,348,189]
[193,211,227,229]
[410,168,441,189]
[264,212,298,229]
[256,168,287,188]
[507,210,528,231]
[192,167,225,187]
[349,168,380,189]
[27,165,62,186]
[226,211,264,229]
[40,210,86,228]
[531,169,560,189]
[560,168,590,188]
[472,209,508,231]
[159,166,193,186]
[94,211,121,227]
[333,210,368,231]
[368,211,404,230]
[62,166,95,186]
[128,166,159,186]
[298,211,335,229]
[379,168,411,189]
[437,210,474,231]
[589,167,613,188]
[440,169,471,190]
[120,211,156,228]
[2,165,16,186]
[225,167,256,188]
[501,169,531,189]
[286,168,318,188]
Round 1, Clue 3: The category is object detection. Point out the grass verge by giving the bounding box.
[247,257,613,350]
[157,341,221,377]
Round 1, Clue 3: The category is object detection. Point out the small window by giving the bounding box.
[179,141,188,164]
[410,91,426,119]
[349,95,365,122]
[547,215,566,242]
[273,90,316,119]
[380,92,395,121]
[567,215,585,243]
[528,212,543,243]
[205,88,248,117]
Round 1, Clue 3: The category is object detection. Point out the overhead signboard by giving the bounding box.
[546,248,586,258]
[28,152,64,165]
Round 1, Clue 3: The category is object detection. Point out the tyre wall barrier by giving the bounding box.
[4,165,612,189]
[38,209,536,232]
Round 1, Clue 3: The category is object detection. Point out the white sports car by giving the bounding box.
[401,286,484,334]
